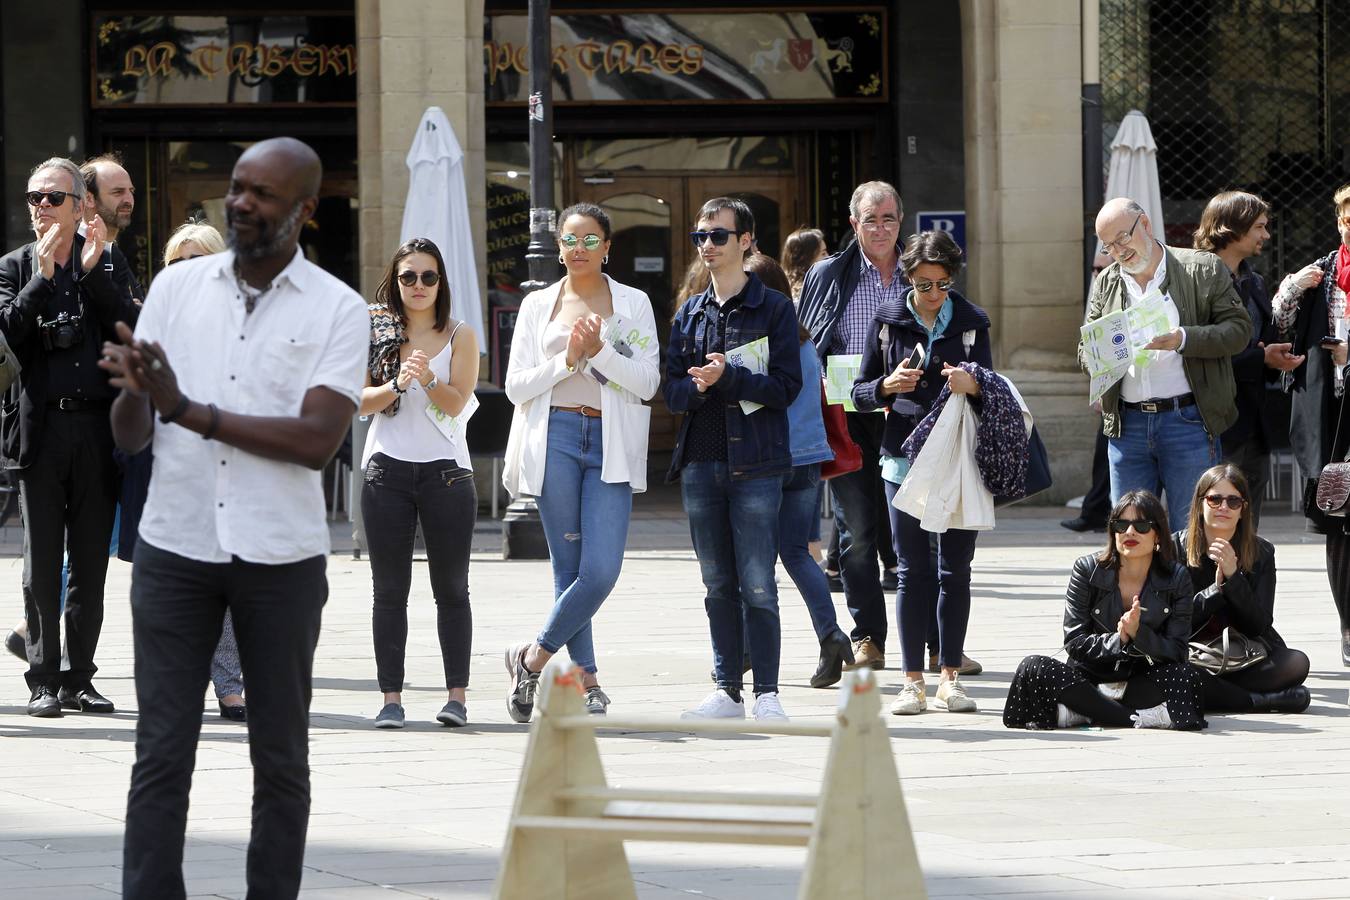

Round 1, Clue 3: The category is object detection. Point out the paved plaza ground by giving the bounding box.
[0,503,1347,899]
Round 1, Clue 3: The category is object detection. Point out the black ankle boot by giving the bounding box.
[810,630,855,689]
[1250,685,1311,713]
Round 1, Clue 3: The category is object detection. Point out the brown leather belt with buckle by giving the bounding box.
[47,397,108,412]
[1120,394,1195,414]
[551,404,602,418]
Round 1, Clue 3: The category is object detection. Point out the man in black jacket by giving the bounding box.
[80,153,145,303]
[0,157,140,716]
[796,181,906,671]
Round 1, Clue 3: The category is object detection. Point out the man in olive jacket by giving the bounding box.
[1082,198,1250,532]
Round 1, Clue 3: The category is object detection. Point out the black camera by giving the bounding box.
[39,312,85,352]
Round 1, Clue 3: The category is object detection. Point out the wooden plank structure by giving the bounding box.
[493,666,926,899]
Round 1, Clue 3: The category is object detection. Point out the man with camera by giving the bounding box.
[0,156,140,716]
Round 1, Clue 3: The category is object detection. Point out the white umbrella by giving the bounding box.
[400,107,485,349]
[1104,110,1165,241]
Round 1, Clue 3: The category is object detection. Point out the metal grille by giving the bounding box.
[1100,0,1350,278]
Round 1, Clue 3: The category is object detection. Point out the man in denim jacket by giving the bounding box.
[664,197,802,722]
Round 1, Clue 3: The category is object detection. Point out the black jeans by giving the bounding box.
[829,411,889,650]
[362,453,476,692]
[123,540,327,900]
[17,410,118,691]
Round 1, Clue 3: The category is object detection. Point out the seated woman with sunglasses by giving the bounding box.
[1172,464,1311,713]
[360,237,479,729]
[1004,490,1206,730]
[502,203,660,721]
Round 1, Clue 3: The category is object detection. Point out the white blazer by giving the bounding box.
[502,274,661,496]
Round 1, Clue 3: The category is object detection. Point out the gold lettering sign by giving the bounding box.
[94,14,357,107]
[484,39,705,86]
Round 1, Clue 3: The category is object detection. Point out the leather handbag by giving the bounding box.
[1188,626,1268,675]
[1315,390,1350,516]
[819,383,862,481]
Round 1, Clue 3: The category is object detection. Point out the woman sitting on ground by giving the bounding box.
[1003,490,1206,730]
[1173,464,1311,713]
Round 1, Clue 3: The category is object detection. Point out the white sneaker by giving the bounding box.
[1056,703,1090,729]
[752,692,789,721]
[890,679,927,715]
[1131,702,1173,729]
[681,689,745,720]
[935,677,977,713]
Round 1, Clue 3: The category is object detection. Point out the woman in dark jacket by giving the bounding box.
[852,230,990,716]
[1004,490,1206,730]
[1173,464,1310,713]
[1271,186,1350,666]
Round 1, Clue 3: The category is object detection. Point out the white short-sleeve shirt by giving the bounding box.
[134,248,369,564]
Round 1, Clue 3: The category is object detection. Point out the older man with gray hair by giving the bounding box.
[1082,197,1250,532]
[0,156,140,716]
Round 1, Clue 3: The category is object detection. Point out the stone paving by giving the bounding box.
[0,505,1347,899]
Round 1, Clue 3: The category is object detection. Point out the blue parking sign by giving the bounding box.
[915,211,966,256]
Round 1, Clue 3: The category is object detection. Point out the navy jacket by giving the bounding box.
[1222,260,1278,453]
[850,289,992,458]
[663,273,802,482]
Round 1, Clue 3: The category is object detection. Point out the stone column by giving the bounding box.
[357,0,486,307]
[961,0,1094,503]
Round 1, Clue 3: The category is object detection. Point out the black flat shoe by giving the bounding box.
[1060,516,1106,533]
[218,701,247,722]
[5,630,24,662]
[28,686,62,717]
[58,687,115,713]
[1250,685,1311,714]
[810,630,855,689]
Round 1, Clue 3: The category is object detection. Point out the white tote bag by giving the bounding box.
[893,394,995,533]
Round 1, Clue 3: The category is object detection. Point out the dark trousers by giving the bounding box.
[1223,438,1269,529]
[1328,530,1350,632]
[17,411,118,691]
[829,411,890,650]
[1081,428,1112,524]
[122,540,327,900]
[361,454,476,692]
[885,487,978,673]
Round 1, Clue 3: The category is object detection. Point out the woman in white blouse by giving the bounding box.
[502,203,661,720]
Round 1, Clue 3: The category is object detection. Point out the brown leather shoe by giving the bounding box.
[844,637,885,671]
[927,653,983,676]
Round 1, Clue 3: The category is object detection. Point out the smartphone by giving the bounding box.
[1320,337,1345,349]
[904,343,926,369]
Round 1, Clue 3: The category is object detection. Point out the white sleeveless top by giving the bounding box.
[361,327,471,470]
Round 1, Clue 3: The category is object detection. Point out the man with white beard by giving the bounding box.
[1081,197,1250,533]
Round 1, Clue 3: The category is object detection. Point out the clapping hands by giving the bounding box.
[1117,595,1142,645]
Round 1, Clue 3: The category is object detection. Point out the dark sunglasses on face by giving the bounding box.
[1110,518,1155,534]
[26,190,69,207]
[913,279,954,294]
[167,253,205,266]
[559,233,603,251]
[397,270,440,287]
[1204,494,1246,510]
[689,228,745,248]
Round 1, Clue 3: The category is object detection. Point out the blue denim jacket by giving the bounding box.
[664,272,803,482]
[788,341,832,467]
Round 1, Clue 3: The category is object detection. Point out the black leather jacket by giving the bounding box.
[1172,532,1287,651]
[1063,553,1195,680]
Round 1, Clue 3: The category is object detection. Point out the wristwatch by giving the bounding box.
[425,375,439,392]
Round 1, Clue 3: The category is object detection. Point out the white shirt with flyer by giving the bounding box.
[133,248,369,565]
[1117,247,1191,404]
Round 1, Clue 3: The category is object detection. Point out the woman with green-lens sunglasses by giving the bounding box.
[501,202,661,721]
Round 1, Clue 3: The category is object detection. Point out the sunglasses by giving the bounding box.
[1110,518,1155,534]
[560,233,603,251]
[913,279,953,294]
[689,228,745,248]
[26,190,69,207]
[167,253,206,266]
[1204,494,1246,510]
[397,270,439,287]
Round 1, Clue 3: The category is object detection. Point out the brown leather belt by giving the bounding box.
[551,404,602,418]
